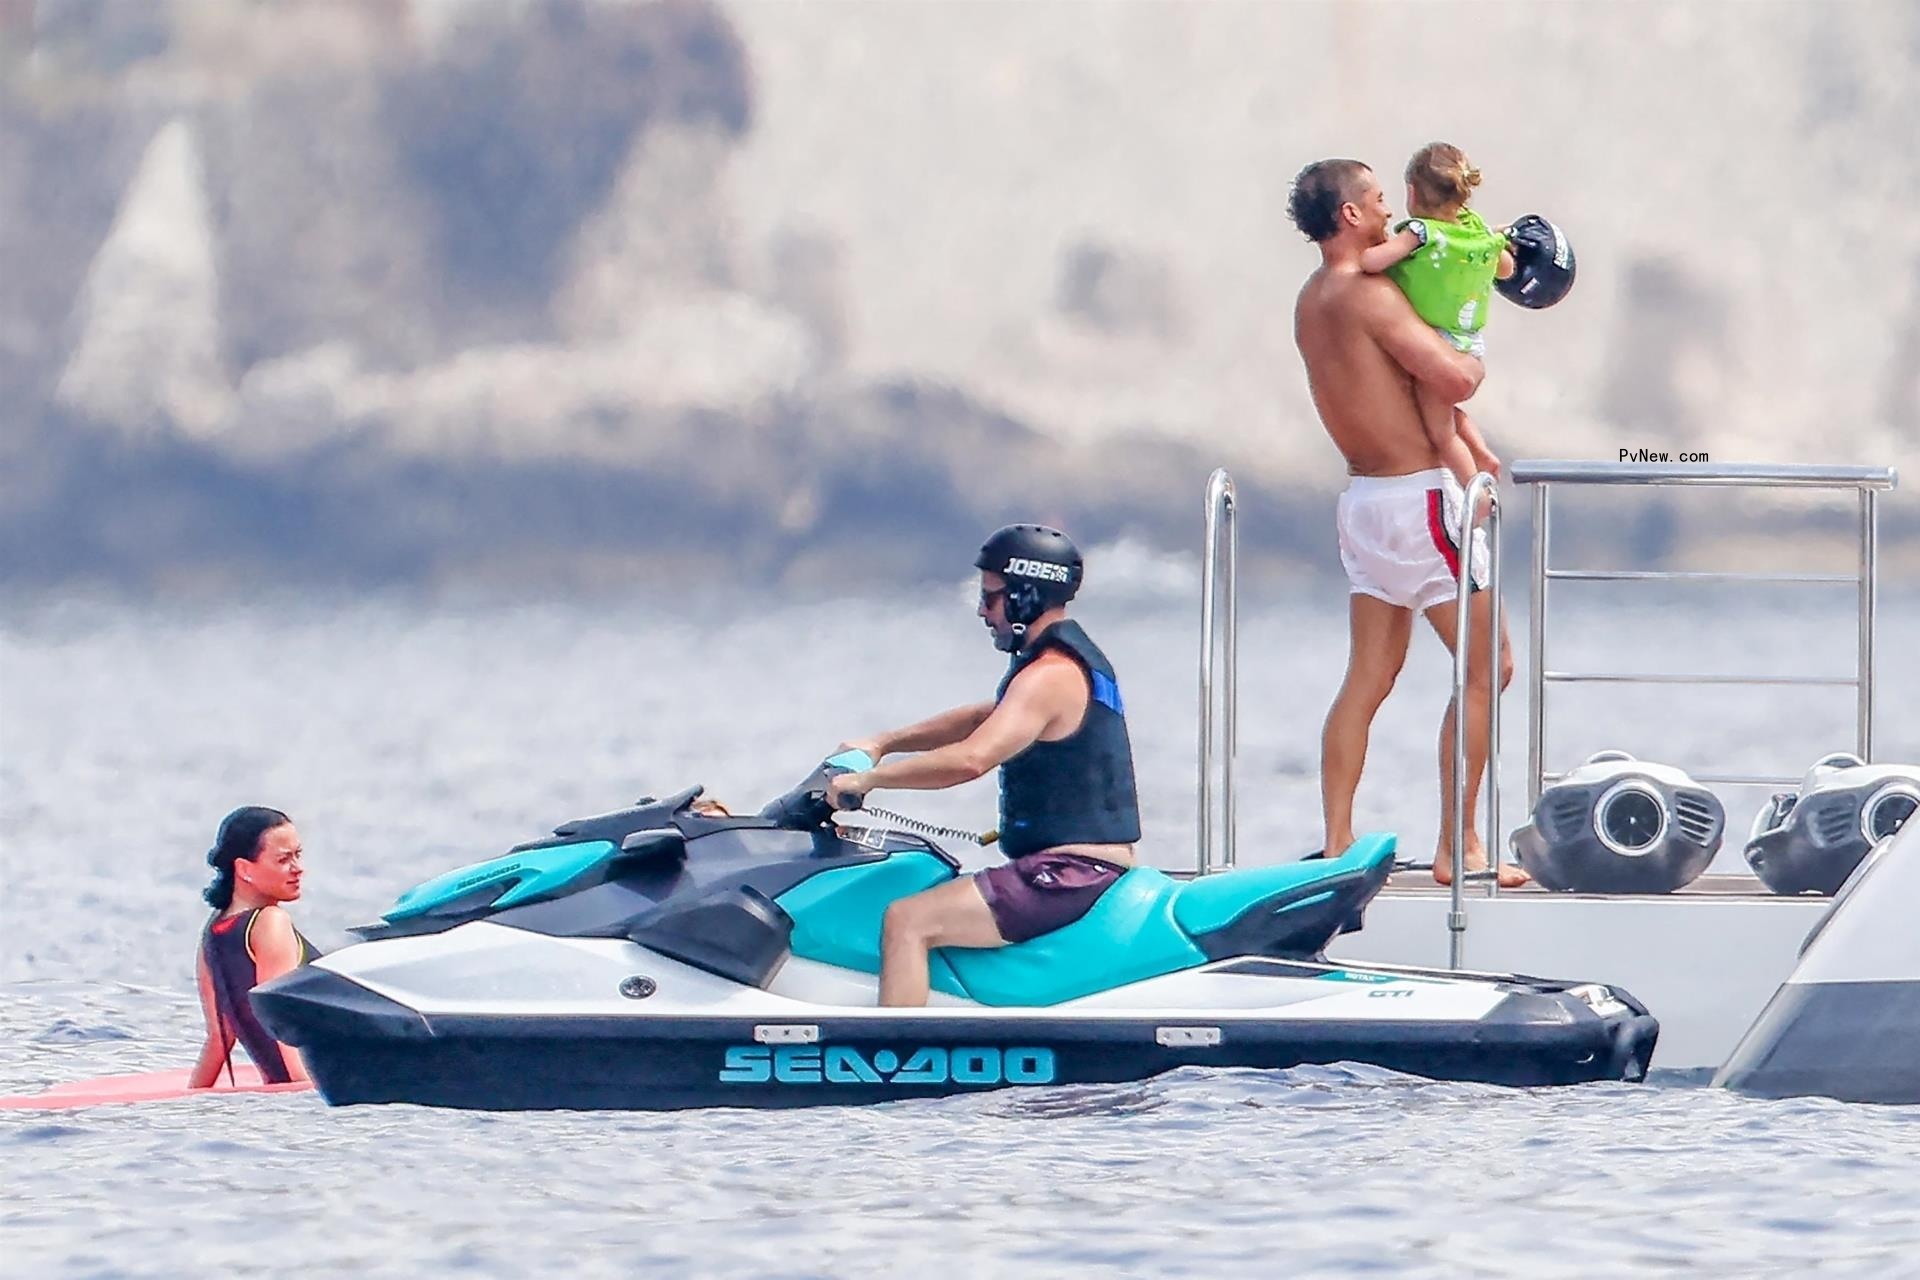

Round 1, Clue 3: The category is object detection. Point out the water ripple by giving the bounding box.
[5,593,1920,1275]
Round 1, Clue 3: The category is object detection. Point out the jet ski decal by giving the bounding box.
[719,1044,1058,1086]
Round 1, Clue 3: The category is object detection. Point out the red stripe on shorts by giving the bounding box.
[1426,488,1461,578]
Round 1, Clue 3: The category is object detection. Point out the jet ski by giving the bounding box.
[254,752,1659,1111]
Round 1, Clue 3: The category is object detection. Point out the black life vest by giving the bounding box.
[994,619,1142,857]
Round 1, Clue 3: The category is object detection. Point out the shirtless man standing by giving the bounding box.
[1289,158,1527,886]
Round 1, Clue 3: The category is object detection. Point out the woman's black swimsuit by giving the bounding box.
[202,907,320,1083]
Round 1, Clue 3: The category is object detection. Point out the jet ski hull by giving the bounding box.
[257,953,1657,1111]
[255,778,1657,1111]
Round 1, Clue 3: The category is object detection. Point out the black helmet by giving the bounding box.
[975,524,1083,643]
[1496,214,1576,310]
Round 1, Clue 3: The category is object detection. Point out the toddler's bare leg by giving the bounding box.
[1417,382,1460,454]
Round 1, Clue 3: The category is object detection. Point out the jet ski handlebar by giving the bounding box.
[757,749,875,831]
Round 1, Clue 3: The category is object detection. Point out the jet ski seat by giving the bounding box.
[941,867,1202,1005]
[1171,833,1396,936]
[944,833,1397,1005]
[778,834,1399,1007]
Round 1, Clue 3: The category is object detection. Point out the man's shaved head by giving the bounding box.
[1287,159,1373,243]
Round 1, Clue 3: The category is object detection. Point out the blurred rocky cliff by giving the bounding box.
[2,0,1915,592]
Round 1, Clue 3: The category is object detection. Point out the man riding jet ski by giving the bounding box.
[253,528,1658,1111]
[825,523,1145,1006]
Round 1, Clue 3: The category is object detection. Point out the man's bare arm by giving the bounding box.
[840,702,996,761]
[834,658,1079,797]
[1357,278,1484,403]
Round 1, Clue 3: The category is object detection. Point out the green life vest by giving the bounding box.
[1386,209,1507,337]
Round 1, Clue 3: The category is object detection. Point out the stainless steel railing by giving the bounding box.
[1193,460,1896,962]
[1448,472,1503,968]
[1513,461,1897,808]
[1198,468,1237,874]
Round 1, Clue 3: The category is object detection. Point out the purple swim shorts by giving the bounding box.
[975,852,1126,944]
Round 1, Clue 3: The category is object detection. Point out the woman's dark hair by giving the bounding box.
[204,807,291,910]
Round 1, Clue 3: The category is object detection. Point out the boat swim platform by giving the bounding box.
[1380,870,1795,897]
[1330,877,1828,1073]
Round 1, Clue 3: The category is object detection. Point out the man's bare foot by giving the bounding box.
[1324,832,1356,860]
[1431,835,1530,887]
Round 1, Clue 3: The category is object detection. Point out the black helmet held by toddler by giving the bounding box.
[975,524,1083,647]
[1496,213,1576,310]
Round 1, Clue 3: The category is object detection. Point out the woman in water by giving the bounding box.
[187,806,320,1088]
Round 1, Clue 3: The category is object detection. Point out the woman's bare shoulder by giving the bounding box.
[252,904,295,936]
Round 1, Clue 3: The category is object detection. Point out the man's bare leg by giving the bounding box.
[1422,589,1527,886]
[1321,594,1414,858]
[878,876,1006,1006]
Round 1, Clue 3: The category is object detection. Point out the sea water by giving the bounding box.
[6,583,1920,1276]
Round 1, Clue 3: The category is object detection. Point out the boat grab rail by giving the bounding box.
[1198,468,1237,875]
[1447,473,1503,967]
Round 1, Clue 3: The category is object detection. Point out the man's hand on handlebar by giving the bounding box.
[826,771,872,811]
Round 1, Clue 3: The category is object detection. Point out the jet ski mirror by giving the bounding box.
[619,828,687,860]
[758,749,876,831]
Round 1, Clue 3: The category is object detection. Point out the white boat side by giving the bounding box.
[1329,878,1824,1070]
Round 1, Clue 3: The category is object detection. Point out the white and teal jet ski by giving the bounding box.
[254,754,1658,1110]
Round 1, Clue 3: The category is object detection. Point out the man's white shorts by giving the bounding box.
[1335,468,1489,612]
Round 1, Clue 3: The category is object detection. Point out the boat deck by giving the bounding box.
[1381,870,1794,900]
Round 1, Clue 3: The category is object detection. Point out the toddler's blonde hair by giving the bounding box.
[1406,142,1480,215]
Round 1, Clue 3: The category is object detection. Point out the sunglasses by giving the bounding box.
[979,586,1008,608]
